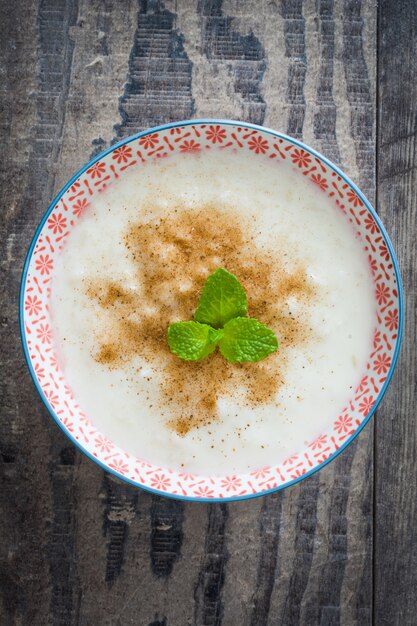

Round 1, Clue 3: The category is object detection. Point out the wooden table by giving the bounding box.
[1,1,415,624]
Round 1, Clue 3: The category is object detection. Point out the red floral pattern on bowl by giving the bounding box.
[20,120,403,501]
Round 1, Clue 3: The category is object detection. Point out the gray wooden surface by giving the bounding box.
[0,1,415,624]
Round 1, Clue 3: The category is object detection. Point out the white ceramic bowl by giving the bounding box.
[20,120,403,501]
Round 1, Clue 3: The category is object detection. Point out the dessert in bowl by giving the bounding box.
[20,120,403,501]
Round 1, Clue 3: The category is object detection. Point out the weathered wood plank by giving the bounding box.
[375,1,417,624]
[57,0,138,178]
[26,3,83,624]
[225,3,375,625]
[194,504,229,625]
[100,0,193,603]
[282,0,307,139]
[116,0,194,137]
[0,1,81,624]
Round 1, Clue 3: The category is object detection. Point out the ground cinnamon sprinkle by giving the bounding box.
[87,204,317,435]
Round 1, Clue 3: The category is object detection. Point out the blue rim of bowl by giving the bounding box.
[19,119,404,503]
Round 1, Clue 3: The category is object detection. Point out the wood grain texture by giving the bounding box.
[194,504,229,625]
[116,0,194,137]
[30,4,82,623]
[1,1,80,624]
[282,0,307,138]
[375,1,417,624]
[1,0,412,624]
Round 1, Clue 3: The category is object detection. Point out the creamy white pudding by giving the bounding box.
[51,150,375,474]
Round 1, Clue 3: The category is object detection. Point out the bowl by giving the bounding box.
[20,120,403,501]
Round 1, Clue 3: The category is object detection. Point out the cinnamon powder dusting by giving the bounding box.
[86,205,317,435]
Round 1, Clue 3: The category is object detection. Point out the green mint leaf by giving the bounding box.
[219,317,278,363]
[167,321,223,361]
[194,268,247,329]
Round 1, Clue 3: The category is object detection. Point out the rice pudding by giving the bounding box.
[51,150,375,474]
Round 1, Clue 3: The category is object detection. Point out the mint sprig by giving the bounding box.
[219,317,278,363]
[194,268,247,328]
[168,321,223,361]
[167,268,278,363]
